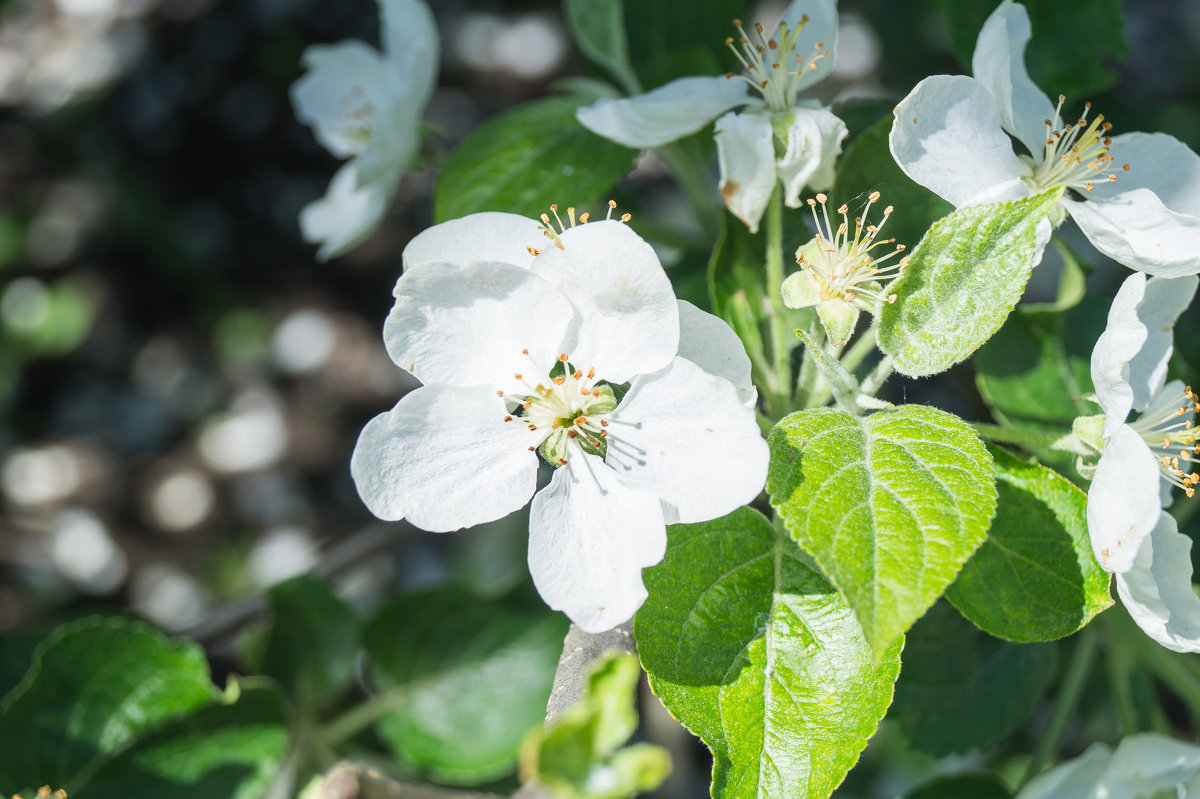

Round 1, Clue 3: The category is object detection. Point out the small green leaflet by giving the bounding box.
[947,448,1112,641]
[878,188,1063,377]
[563,0,641,95]
[768,405,997,658]
[433,97,637,223]
[635,507,902,799]
[893,602,1055,756]
[519,653,671,799]
[363,589,567,785]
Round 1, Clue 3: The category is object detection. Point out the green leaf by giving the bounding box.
[941,0,1126,101]
[564,0,640,95]
[975,296,1106,432]
[0,617,222,794]
[903,772,1012,799]
[83,681,289,799]
[434,97,637,223]
[946,448,1112,641]
[635,507,902,799]
[768,405,997,657]
[248,575,359,708]
[1020,239,1087,314]
[520,653,671,799]
[893,602,1056,756]
[878,188,1063,378]
[363,589,567,785]
[621,0,748,88]
[828,114,953,252]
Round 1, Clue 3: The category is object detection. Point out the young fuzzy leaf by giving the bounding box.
[635,507,902,799]
[434,97,637,222]
[519,652,671,799]
[893,602,1056,757]
[0,617,224,794]
[768,406,997,658]
[364,590,567,785]
[878,188,1063,377]
[947,448,1112,641]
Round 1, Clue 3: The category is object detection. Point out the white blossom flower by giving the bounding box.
[780,191,907,347]
[1087,271,1200,651]
[576,0,847,234]
[1017,734,1200,799]
[351,210,768,632]
[889,0,1200,277]
[290,0,437,260]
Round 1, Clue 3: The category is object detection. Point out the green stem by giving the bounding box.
[321,688,408,748]
[841,328,878,374]
[657,142,720,236]
[972,422,1089,455]
[764,187,792,419]
[1135,635,1200,720]
[860,354,894,399]
[1106,634,1140,736]
[1024,625,1097,784]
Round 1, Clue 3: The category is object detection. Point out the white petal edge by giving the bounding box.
[1127,277,1198,412]
[1088,132,1200,217]
[715,110,777,234]
[401,212,545,273]
[1098,733,1200,795]
[575,75,752,149]
[379,0,439,111]
[1014,741,1111,799]
[1090,271,1148,437]
[1086,423,1162,573]
[777,103,848,206]
[970,0,1054,156]
[775,0,838,95]
[675,300,756,408]
[1115,511,1200,653]
[384,260,575,394]
[527,453,666,633]
[291,40,393,160]
[299,162,395,262]
[1065,189,1200,277]
[530,220,679,384]
[889,74,1031,208]
[350,385,539,530]
[605,356,768,524]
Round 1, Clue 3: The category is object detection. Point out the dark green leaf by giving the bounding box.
[893,602,1056,756]
[622,0,748,89]
[768,406,996,657]
[434,98,637,224]
[878,189,1062,377]
[564,0,640,95]
[0,617,221,794]
[947,448,1112,641]
[363,590,567,785]
[635,507,901,799]
[903,772,1012,799]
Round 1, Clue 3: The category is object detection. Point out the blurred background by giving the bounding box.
[2,0,1200,796]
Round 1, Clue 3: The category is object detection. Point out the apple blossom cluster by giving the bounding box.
[351,210,768,632]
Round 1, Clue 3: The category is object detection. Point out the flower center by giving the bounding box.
[334,86,376,154]
[1129,384,1200,497]
[524,202,632,257]
[798,191,908,308]
[1025,95,1130,195]
[500,351,617,465]
[724,15,828,113]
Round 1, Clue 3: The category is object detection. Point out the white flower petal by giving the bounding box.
[350,385,539,530]
[528,453,666,632]
[889,74,1031,208]
[1128,280,1198,411]
[299,162,395,261]
[530,221,678,383]
[1115,511,1200,653]
[970,0,1055,156]
[575,75,752,149]
[401,212,544,273]
[777,0,838,94]
[1090,272,1148,435]
[1065,189,1200,277]
[675,300,756,408]
[715,111,777,234]
[1089,132,1200,216]
[379,0,439,110]
[1099,733,1200,795]
[384,260,574,393]
[1087,424,1162,573]
[1015,742,1111,799]
[291,41,394,160]
[605,357,768,523]
[777,103,848,205]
